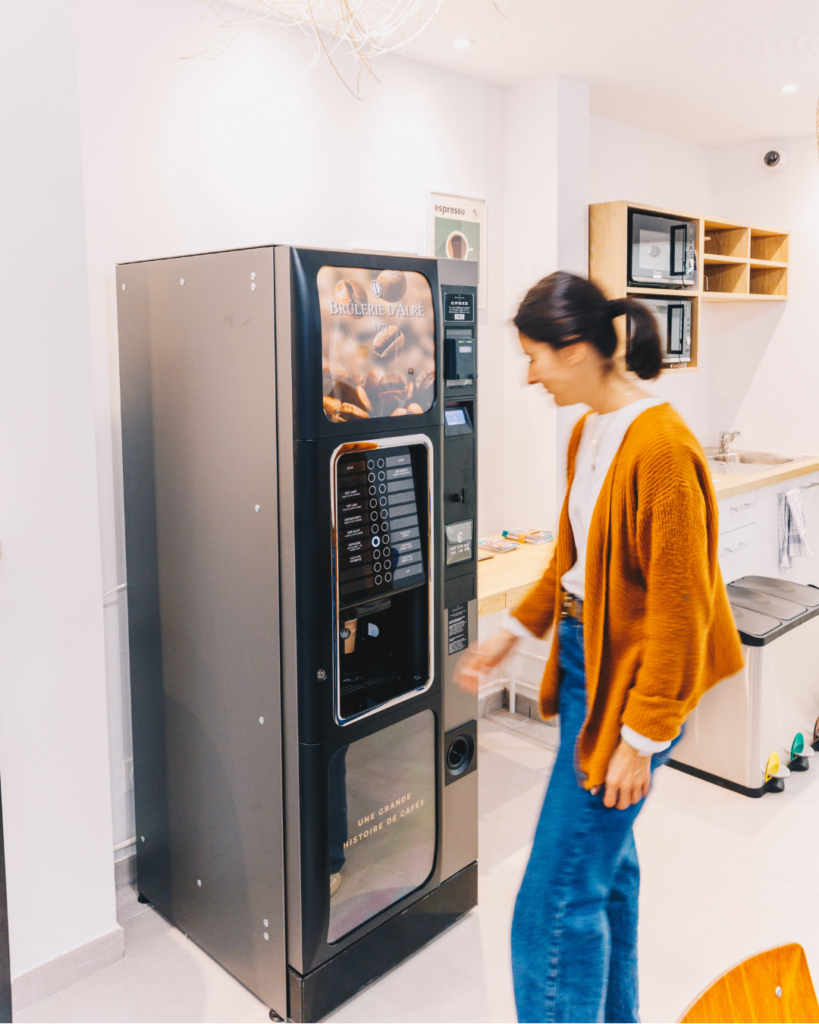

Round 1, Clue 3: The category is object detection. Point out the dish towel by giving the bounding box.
[778,488,812,569]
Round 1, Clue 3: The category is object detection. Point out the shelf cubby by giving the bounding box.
[703,260,748,297]
[750,265,788,298]
[703,220,749,260]
[750,230,789,264]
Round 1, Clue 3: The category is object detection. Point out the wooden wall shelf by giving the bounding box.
[589,201,790,373]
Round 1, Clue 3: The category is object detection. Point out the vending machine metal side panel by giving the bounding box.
[274,245,305,972]
[118,247,288,1015]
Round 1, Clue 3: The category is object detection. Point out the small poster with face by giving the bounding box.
[317,266,436,424]
[430,192,486,308]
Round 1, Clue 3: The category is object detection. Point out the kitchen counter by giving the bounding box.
[477,537,555,617]
[711,456,819,500]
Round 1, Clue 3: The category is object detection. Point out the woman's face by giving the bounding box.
[519,333,590,406]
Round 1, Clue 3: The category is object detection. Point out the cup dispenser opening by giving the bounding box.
[334,441,432,723]
[339,592,429,720]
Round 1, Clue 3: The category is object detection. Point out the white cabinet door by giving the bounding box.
[718,523,756,584]
[718,491,757,535]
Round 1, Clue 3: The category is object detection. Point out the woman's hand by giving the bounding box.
[454,629,518,694]
[592,739,652,809]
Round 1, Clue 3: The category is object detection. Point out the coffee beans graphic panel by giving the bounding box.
[318,266,436,422]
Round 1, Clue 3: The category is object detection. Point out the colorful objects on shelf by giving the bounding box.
[792,732,805,760]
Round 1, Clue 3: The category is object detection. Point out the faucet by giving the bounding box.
[719,431,741,455]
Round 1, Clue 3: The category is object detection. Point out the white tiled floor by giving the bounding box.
[18,711,819,1022]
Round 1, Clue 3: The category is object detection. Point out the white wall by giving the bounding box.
[709,135,819,455]
[0,3,118,982]
[503,76,589,532]
[72,0,509,848]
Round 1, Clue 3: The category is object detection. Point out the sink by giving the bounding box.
[705,448,808,475]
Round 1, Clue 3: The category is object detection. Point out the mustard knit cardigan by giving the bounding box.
[512,403,744,789]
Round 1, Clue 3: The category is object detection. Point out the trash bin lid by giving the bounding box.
[726,584,807,621]
[730,603,782,643]
[734,576,819,609]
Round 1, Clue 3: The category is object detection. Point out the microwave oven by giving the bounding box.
[630,297,692,366]
[628,210,697,289]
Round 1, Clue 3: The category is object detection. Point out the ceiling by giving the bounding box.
[217,0,819,147]
[402,0,819,148]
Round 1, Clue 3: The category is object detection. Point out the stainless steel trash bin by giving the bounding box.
[670,577,819,796]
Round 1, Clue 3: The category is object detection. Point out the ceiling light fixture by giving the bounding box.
[781,84,798,93]
[452,38,472,49]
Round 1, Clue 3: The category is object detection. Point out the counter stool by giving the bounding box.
[678,943,819,1023]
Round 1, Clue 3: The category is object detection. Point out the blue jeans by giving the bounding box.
[511,619,677,1024]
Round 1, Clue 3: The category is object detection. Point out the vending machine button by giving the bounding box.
[374,563,381,573]
[368,472,375,483]
[370,498,378,508]
[374,575,383,585]
[383,547,391,557]
[367,459,375,469]
[377,458,385,468]
[385,572,392,582]
[369,485,376,496]
[370,511,378,521]
[378,471,386,481]
[384,559,392,569]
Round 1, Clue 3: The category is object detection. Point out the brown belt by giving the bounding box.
[560,592,584,623]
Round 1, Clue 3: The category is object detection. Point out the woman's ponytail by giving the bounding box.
[513,272,663,381]
[612,297,663,381]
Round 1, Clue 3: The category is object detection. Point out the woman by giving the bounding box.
[457,272,743,1024]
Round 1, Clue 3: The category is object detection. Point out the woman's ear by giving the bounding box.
[561,341,589,367]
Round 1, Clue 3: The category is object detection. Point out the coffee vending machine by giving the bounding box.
[117,246,479,1022]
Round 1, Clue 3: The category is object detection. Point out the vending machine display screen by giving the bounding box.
[318,266,436,423]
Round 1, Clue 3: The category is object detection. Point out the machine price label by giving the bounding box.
[448,604,468,656]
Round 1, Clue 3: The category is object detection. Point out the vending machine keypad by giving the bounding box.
[336,446,426,603]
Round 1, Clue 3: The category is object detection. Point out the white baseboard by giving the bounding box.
[12,925,124,1012]
[114,851,136,890]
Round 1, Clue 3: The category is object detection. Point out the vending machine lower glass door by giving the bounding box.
[326,710,436,943]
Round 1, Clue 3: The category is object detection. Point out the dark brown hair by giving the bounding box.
[513,271,662,381]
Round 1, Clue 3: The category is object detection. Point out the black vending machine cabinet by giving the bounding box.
[117,246,479,1022]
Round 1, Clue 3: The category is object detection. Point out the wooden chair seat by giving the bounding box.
[679,943,819,1023]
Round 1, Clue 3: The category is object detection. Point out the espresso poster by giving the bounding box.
[327,710,436,943]
[317,266,436,423]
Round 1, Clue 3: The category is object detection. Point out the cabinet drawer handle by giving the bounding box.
[722,541,751,555]
[729,502,755,512]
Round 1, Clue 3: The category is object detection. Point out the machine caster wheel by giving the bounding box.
[269,1011,285,1022]
[137,893,151,904]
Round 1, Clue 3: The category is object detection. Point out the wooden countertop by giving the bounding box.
[711,456,819,500]
[477,537,554,617]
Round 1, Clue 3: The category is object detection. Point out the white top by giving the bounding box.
[508,397,671,754]
[560,397,664,601]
